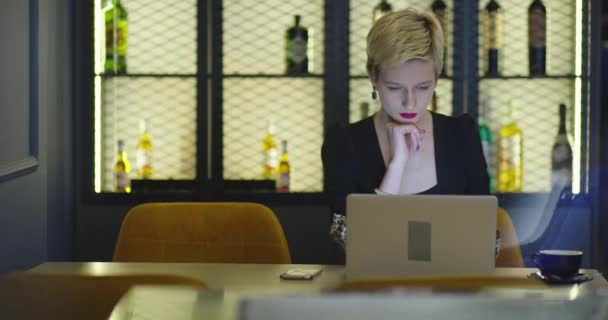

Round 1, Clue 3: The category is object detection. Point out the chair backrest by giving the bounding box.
[496,207,524,267]
[113,202,291,264]
[0,272,206,320]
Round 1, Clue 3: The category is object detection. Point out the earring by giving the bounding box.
[371,90,377,100]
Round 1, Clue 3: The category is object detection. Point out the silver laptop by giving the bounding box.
[346,194,498,280]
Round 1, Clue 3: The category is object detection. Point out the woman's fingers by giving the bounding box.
[391,125,423,153]
[386,122,425,166]
[386,126,408,162]
[392,125,423,146]
[409,129,420,152]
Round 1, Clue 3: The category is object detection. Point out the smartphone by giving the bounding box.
[279,268,323,280]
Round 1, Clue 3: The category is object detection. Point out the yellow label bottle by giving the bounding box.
[277,140,290,192]
[115,139,131,193]
[136,120,153,179]
[262,121,278,179]
[497,100,523,192]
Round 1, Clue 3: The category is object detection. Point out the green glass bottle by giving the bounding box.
[528,0,547,75]
[373,0,393,23]
[551,103,572,189]
[479,96,494,192]
[431,0,449,76]
[285,15,308,75]
[104,0,128,74]
[483,0,503,76]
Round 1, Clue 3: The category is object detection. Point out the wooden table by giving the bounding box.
[30,262,344,290]
[29,262,608,290]
[24,263,608,319]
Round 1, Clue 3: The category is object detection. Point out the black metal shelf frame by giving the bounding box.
[349,74,454,80]
[97,73,198,78]
[223,74,324,78]
[75,0,336,203]
[479,75,583,80]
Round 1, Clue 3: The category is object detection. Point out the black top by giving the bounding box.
[321,112,490,217]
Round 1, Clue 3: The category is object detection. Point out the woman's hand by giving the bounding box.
[386,121,425,165]
[377,121,425,194]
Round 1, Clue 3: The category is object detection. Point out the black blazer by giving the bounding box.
[321,112,490,217]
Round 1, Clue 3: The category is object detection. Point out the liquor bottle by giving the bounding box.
[360,102,370,120]
[497,100,523,192]
[483,0,503,76]
[277,140,290,192]
[136,120,153,179]
[104,0,128,74]
[114,139,131,193]
[262,121,279,180]
[479,96,494,192]
[431,0,449,76]
[528,0,547,75]
[551,103,573,189]
[285,15,308,75]
[373,0,393,23]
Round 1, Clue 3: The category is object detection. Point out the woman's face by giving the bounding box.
[375,60,436,124]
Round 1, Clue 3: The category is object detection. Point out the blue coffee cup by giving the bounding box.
[533,250,583,279]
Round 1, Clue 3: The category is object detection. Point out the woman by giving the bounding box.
[322,9,490,248]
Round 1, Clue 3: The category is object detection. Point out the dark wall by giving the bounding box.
[598,1,608,273]
[42,0,74,263]
[0,0,73,273]
[0,0,46,273]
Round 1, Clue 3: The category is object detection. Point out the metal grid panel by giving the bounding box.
[476,0,575,76]
[480,79,574,192]
[349,0,455,76]
[223,78,324,192]
[222,0,324,74]
[96,0,198,192]
[349,78,453,123]
[121,0,197,74]
[477,0,579,192]
[101,77,197,191]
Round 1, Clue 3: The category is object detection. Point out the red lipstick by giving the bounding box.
[400,113,417,119]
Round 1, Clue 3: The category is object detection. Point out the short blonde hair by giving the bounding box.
[366,8,444,80]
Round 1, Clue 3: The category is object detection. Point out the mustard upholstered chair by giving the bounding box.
[0,272,206,320]
[113,202,291,263]
[496,207,524,268]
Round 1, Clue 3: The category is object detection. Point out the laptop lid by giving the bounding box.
[345,194,498,280]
